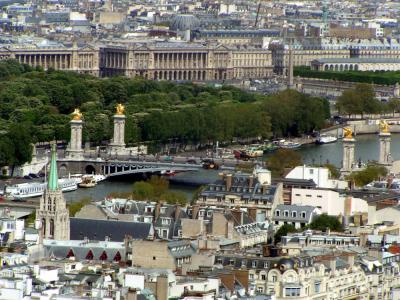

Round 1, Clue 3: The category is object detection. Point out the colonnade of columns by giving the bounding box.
[104,52,127,69]
[154,52,207,69]
[154,69,207,81]
[16,54,72,70]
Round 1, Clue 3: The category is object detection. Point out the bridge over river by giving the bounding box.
[57,154,241,178]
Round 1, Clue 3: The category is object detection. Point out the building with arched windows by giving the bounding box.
[311,58,400,72]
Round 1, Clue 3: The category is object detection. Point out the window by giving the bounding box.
[301,212,306,218]
[261,274,266,280]
[284,210,289,217]
[207,211,212,217]
[252,261,257,268]
[309,169,314,175]
[249,274,254,280]
[230,199,235,204]
[285,287,300,297]
[306,194,312,197]
[292,211,297,218]
[264,262,268,268]
[230,259,235,266]
[275,210,280,217]
[272,275,277,282]
[199,210,204,217]
[257,287,263,293]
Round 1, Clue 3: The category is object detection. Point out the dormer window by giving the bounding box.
[284,210,289,217]
[160,207,166,214]
[292,211,297,218]
[275,210,280,217]
[301,211,306,218]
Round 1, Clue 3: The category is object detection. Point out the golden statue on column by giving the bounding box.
[71,108,82,120]
[379,120,389,133]
[116,103,125,115]
[343,127,353,139]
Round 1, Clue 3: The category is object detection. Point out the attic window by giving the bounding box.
[292,211,297,218]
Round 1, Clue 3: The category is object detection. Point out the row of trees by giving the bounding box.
[0,60,331,170]
[132,176,187,205]
[294,66,400,85]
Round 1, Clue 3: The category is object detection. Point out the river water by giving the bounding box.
[65,134,398,203]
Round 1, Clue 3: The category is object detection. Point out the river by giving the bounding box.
[65,134,397,203]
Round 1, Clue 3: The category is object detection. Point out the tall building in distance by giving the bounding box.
[36,143,70,240]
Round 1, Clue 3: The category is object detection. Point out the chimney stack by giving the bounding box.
[174,205,181,221]
[226,174,232,191]
[249,175,254,188]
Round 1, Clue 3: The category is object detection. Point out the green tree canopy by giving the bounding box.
[266,149,303,177]
[309,214,343,232]
[347,163,388,187]
[274,224,297,244]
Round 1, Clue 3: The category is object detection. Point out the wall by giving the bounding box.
[132,240,175,270]
[291,188,342,215]
[181,219,204,238]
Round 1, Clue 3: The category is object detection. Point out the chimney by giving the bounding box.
[155,202,161,220]
[226,174,232,191]
[329,258,336,273]
[249,175,254,188]
[344,196,352,217]
[346,254,355,268]
[248,207,257,222]
[231,208,243,226]
[191,205,199,219]
[174,205,181,221]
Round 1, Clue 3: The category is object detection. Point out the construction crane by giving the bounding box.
[254,2,262,28]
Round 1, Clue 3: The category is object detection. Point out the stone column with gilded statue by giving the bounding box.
[379,120,391,166]
[65,108,84,160]
[108,103,126,155]
[341,127,355,175]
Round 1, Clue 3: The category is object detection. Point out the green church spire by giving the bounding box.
[48,143,59,191]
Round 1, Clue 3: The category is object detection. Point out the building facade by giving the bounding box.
[100,42,273,81]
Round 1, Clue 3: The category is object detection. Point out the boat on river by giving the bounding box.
[5,178,78,200]
[276,140,301,149]
[78,176,97,188]
[316,134,338,145]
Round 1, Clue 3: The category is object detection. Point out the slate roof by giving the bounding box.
[201,173,276,202]
[70,218,152,242]
[273,204,317,223]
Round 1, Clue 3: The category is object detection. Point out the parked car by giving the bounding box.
[202,159,219,170]
[29,173,38,178]
[23,175,33,180]
[187,159,197,164]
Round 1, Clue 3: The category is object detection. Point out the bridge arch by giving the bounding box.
[85,165,96,175]
[59,164,68,177]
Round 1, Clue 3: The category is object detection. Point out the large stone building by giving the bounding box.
[0,43,99,76]
[100,41,273,81]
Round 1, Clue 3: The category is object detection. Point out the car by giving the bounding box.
[23,175,33,180]
[164,156,173,162]
[187,159,197,164]
[29,173,38,178]
[202,159,219,170]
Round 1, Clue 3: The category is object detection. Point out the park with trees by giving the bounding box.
[0,59,331,170]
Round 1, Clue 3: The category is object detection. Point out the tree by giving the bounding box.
[387,98,400,116]
[132,181,155,200]
[347,164,388,187]
[266,149,303,177]
[274,224,297,244]
[148,175,169,199]
[324,163,340,179]
[309,214,343,232]
[161,191,187,206]
[68,197,91,217]
[7,124,33,176]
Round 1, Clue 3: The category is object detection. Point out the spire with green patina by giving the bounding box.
[48,142,59,191]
